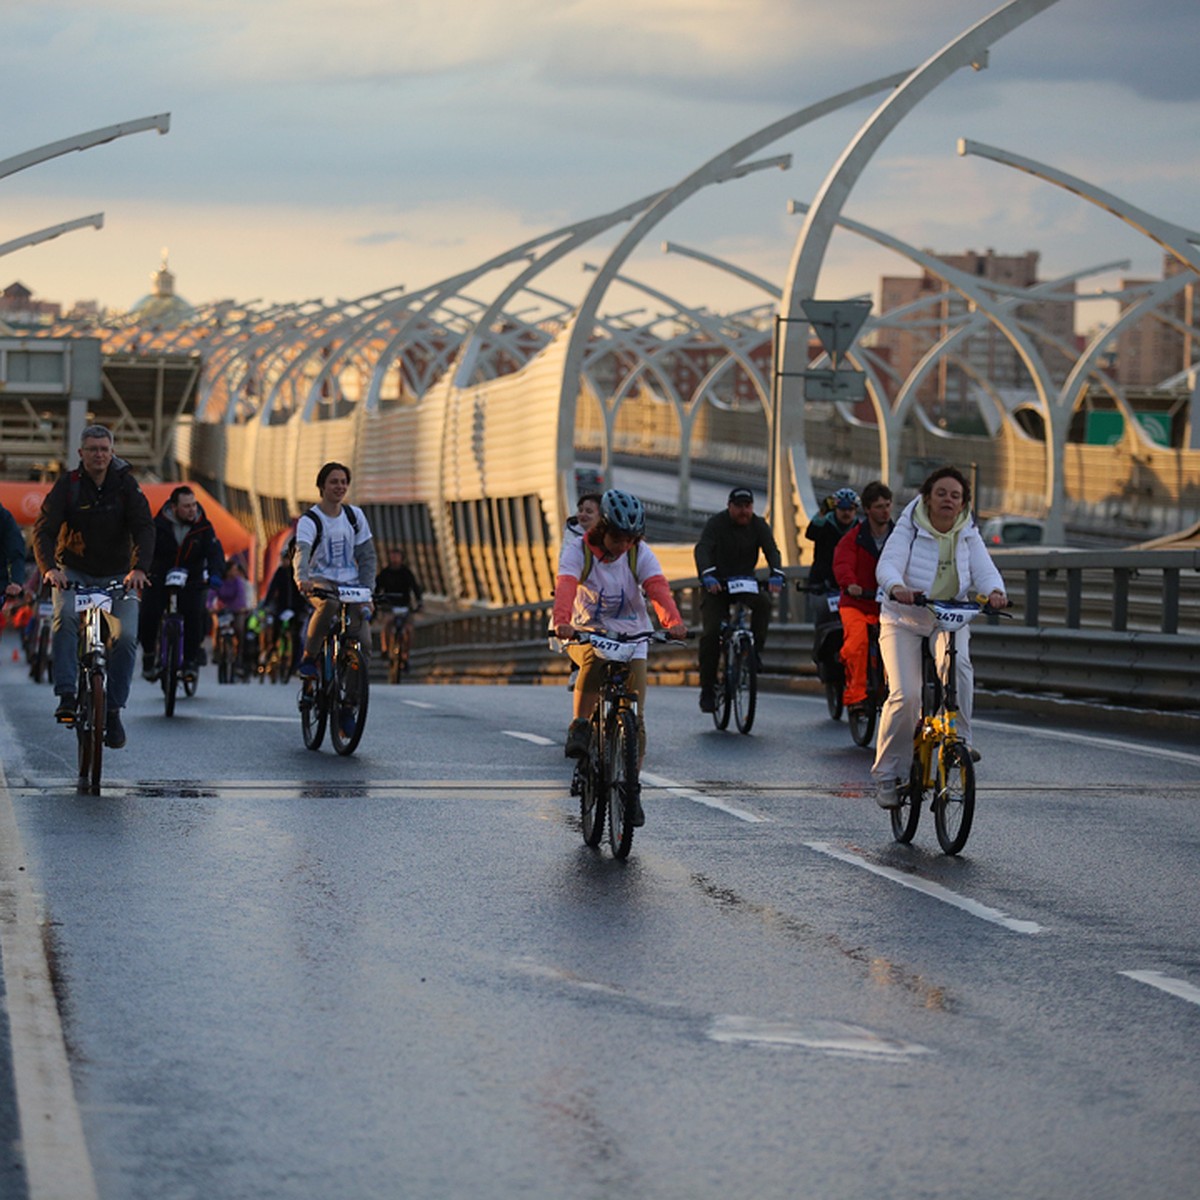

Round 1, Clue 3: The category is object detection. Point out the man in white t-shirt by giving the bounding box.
[293,461,377,678]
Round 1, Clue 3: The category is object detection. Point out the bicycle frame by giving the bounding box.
[69,581,125,795]
[300,585,372,755]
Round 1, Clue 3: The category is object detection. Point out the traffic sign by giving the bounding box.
[804,368,867,404]
[800,299,871,362]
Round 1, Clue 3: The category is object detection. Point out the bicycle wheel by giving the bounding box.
[76,672,104,795]
[161,621,180,717]
[330,644,369,756]
[578,722,605,847]
[891,755,925,844]
[934,742,976,855]
[849,704,876,747]
[606,709,639,860]
[32,625,51,683]
[388,645,402,685]
[733,636,757,734]
[713,639,732,730]
[300,675,327,750]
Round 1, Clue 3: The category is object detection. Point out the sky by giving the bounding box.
[3,0,1198,334]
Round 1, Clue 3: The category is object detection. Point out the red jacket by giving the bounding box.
[832,519,894,615]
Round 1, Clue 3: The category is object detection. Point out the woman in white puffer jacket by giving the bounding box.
[872,466,1007,809]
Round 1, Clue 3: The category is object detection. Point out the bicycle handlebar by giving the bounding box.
[564,628,694,644]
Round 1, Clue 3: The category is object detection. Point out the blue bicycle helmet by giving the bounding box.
[600,488,646,536]
[833,487,860,511]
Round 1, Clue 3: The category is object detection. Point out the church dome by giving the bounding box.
[130,251,192,326]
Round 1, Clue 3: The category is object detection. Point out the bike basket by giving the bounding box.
[74,590,113,614]
[588,634,638,662]
[727,576,758,595]
[165,568,189,587]
[337,586,373,604]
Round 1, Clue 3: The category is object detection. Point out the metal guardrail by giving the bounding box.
[400,549,1200,713]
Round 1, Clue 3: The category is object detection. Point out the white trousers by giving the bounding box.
[872,620,974,785]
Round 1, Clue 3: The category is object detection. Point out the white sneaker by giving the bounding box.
[874,778,900,809]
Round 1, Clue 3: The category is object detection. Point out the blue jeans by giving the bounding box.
[51,570,140,710]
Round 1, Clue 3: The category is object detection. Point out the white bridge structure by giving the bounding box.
[7,0,1200,605]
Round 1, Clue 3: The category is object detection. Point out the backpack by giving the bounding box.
[579,539,637,584]
[287,505,360,565]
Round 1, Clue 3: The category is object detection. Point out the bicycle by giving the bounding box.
[376,596,413,684]
[890,597,1002,855]
[155,567,190,716]
[847,600,887,749]
[27,592,54,684]
[566,628,682,859]
[64,580,127,796]
[801,584,846,720]
[711,576,760,734]
[214,610,239,684]
[262,607,298,684]
[298,585,372,756]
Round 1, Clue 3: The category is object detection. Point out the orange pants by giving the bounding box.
[839,606,878,707]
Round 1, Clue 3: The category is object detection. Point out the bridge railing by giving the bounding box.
[403,549,1200,712]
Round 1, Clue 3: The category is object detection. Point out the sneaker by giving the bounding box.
[699,687,717,713]
[141,655,157,682]
[968,746,982,763]
[630,786,645,828]
[104,709,126,749]
[874,778,900,809]
[55,694,77,725]
[564,718,591,759]
[298,658,318,680]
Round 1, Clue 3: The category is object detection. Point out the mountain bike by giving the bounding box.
[711,576,760,734]
[262,607,298,684]
[890,597,1001,855]
[214,610,239,683]
[567,628,683,859]
[805,586,845,720]
[66,581,126,796]
[299,585,372,756]
[156,567,189,716]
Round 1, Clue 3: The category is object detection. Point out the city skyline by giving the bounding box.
[3,0,1197,330]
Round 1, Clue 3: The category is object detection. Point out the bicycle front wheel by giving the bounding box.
[330,645,369,756]
[300,676,327,750]
[825,679,844,721]
[934,742,975,855]
[891,755,925,844]
[713,641,732,730]
[161,621,180,717]
[849,704,876,747]
[733,636,757,734]
[578,722,605,847]
[606,709,640,859]
[33,625,51,683]
[77,672,104,795]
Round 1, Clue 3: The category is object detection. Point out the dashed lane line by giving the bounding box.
[503,731,557,746]
[974,719,1200,767]
[804,841,1044,934]
[1119,970,1200,1009]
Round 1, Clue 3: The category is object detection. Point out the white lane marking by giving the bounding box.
[0,741,100,1198]
[805,841,1043,934]
[504,731,557,746]
[1120,970,1200,1008]
[974,719,1200,767]
[202,715,294,722]
[641,771,768,824]
[709,1015,932,1060]
[403,699,436,709]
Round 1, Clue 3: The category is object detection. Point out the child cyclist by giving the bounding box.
[553,489,687,821]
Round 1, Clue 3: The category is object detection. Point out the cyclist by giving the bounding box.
[138,485,225,680]
[32,423,154,749]
[0,498,25,602]
[552,489,687,795]
[374,546,424,670]
[871,466,1006,809]
[294,462,377,679]
[806,487,860,594]
[563,491,602,544]
[263,533,307,675]
[832,480,894,716]
[693,486,783,713]
[213,558,256,675]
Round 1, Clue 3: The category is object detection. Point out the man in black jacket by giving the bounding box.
[138,486,225,678]
[693,486,783,713]
[33,424,154,748]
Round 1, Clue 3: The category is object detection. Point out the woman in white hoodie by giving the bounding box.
[872,466,1007,809]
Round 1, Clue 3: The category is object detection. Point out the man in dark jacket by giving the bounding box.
[33,424,154,748]
[138,486,225,678]
[832,480,893,712]
[693,486,783,713]
[0,500,25,599]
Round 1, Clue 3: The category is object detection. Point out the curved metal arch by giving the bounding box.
[959,138,1200,272]
[774,0,1062,561]
[554,71,912,531]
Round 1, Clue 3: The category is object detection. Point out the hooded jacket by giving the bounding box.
[149,498,225,586]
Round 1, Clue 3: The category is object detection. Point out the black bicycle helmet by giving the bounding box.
[600,488,646,536]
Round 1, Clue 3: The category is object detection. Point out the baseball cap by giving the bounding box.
[728,487,754,504]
